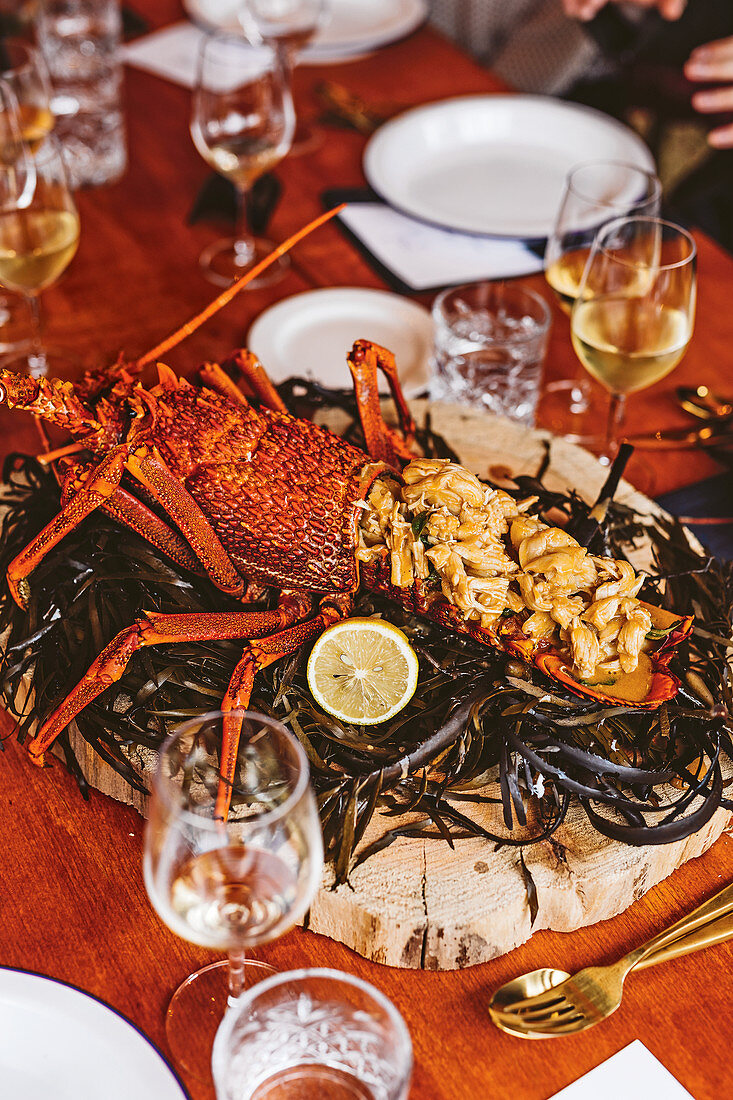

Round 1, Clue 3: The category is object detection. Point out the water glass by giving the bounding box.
[36,0,127,187]
[212,969,413,1100]
[431,281,551,426]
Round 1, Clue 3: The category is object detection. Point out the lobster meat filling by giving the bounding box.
[358,458,661,688]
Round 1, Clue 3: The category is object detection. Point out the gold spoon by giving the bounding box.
[490,906,733,1039]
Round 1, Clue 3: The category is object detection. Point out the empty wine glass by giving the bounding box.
[191,33,295,287]
[571,215,697,487]
[0,135,80,376]
[143,710,324,1082]
[541,161,661,443]
[239,0,329,154]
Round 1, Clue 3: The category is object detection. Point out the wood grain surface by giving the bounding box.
[1,2,732,1098]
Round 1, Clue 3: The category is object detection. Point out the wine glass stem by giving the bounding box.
[234,187,256,266]
[26,293,48,377]
[605,391,627,461]
[227,948,247,1005]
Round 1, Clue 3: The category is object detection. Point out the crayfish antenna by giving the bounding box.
[0,369,100,439]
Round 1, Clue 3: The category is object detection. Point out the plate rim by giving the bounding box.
[363,93,656,240]
[0,965,191,1100]
[246,286,433,397]
[183,0,428,62]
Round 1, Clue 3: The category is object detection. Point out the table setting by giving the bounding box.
[0,2,731,1100]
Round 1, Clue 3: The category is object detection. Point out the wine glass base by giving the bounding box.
[199,237,291,289]
[166,958,277,1083]
[0,344,82,379]
[538,378,603,447]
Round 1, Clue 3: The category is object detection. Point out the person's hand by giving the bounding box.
[686,37,733,147]
[562,0,685,21]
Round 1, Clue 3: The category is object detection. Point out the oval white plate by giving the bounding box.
[247,287,432,397]
[184,0,427,64]
[0,968,189,1100]
[364,95,655,239]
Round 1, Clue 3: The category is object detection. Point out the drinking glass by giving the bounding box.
[0,135,79,376]
[143,710,324,1081]
[239,0,329,155]
[571,215,697,473]
[191,33,295,288]
[542,161,661,442]
[431,280,552,427]
[212,969,413,1100]
[36,0,127,188]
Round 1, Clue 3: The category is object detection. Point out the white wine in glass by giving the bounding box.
[570,215,697,474]
[0,40,54,156]
[143,710,324,1083]
[191,34,294,288]
[545,161,661,314]
[541,161,661,443]
[0,136,79,376]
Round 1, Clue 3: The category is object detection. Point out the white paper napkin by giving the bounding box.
[339,202,544,292]
[548,1041,694,1100]
[121,21,205,89]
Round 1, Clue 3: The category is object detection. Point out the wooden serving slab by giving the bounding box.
[5,402,732,969]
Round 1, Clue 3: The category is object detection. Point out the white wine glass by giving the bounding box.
[0,41,54,353]
[0,39,54,152]
[542,161,661,443]
[571,215,697,485]
[0,134,79,376]
[239,0,329,155]
[191,33,295,288]
[143,710,324,1083]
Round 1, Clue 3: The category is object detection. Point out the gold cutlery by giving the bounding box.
[315,81,392,135]
[677,384,733,422]
[624,425,733,449]
[489,881,733,1039]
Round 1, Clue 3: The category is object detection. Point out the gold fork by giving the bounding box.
[489,881,733,1038]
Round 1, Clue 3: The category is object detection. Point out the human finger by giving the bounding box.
[686,37,733,80]
[708,121,733,148]
[691,85,733,113]
[562,0,606,21]
[658,0,686,20]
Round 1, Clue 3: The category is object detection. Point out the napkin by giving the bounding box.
[121,21,205,88]
[187,173,282,233]
[326,191,544,294]
[548,1041,693,1100]
[656,471,733,561]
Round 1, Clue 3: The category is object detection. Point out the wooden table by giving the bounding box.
[1,3,732,1098]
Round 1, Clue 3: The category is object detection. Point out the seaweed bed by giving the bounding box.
[1,382,731,896]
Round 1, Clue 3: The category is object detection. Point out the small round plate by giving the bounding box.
[0,967,189,1100]
[184,0,427,65]
[247,287,433,397]
[364,95,656,239]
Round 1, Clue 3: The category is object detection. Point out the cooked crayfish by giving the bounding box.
[0,212,692,817]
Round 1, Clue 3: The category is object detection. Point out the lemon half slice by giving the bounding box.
[307,618,419,725]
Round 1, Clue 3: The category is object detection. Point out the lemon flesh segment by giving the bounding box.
[307,618,419,725]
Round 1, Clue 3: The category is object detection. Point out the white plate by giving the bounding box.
[0,968,189,1100]
[184,0,427,64]
[364,95,656,239]
[247,288,432,396]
